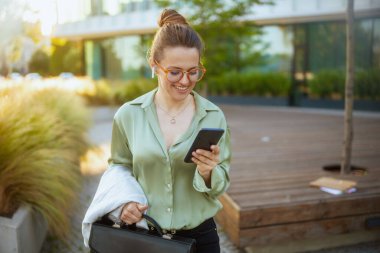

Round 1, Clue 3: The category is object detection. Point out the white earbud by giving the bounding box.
[151,67,156,78]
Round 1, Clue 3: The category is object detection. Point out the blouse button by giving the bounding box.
[167,208,171,212]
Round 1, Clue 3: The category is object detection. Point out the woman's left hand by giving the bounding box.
[192,145,220,187]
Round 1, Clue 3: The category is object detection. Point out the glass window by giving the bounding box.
[307,18,379,72]
[371,18,380,69]
[249,25,293,73]
[308,21,346,72]
[100,35,151,80]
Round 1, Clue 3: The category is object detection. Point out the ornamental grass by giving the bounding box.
[0,86,90,239]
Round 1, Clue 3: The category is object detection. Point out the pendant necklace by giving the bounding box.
[156,98,192,124]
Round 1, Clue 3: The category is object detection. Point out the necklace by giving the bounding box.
[155,97,192,124]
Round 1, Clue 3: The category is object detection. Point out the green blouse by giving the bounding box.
[108,88,231,230]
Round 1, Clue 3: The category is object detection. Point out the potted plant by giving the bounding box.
[0,87,90,253]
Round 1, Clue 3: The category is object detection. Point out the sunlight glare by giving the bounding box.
[22,0,57,36]
[80,144,110,176]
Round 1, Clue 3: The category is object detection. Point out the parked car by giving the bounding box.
[59,72,74,80]
[25,73,42,81]
[9,72,23,81]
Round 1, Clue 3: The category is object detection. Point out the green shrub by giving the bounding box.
[83,79,114,105]
[207,71,290,96]
[309,69,380,100]
[309,70,345,99]
[81,78,157,105]
[355,69,380,100]
[0,87,90,239]
[113,78,157,104]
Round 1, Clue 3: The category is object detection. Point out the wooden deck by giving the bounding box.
[215,105,380,249]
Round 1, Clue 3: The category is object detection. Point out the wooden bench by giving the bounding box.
[216,105,380,250]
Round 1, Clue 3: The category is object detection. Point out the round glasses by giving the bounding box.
[154,60,206,83]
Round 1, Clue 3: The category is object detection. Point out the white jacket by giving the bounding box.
[82,165,148,247]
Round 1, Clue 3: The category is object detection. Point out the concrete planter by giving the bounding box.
[0,205,48,253]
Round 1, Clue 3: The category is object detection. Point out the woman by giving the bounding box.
[83,9,231,253]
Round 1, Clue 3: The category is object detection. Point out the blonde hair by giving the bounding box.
[148,9,204,63]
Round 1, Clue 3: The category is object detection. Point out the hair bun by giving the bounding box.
[158,9,188,27]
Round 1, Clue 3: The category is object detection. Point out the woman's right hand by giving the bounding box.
[120,202,149,224]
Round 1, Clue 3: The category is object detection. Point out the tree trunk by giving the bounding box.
[341,0,355,174]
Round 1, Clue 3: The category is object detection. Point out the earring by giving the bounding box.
[151,67,155,78]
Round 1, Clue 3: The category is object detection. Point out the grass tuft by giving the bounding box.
[0,86,90,238]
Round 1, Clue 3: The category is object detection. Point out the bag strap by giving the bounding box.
[142,214,164,236]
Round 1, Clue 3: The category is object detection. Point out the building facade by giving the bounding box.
[53,0,380,100]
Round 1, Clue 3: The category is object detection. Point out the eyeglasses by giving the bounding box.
[154,60,206,83]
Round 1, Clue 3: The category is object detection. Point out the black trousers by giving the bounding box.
[170,218,220,253]
[149,218,220,253]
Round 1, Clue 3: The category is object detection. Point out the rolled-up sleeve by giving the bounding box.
[193,127,231,198]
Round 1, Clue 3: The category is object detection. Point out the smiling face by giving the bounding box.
[154,46,200,102]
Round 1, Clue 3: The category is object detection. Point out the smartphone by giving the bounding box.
[184,128,225,163]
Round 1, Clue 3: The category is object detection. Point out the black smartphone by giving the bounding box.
[184,128,225,163]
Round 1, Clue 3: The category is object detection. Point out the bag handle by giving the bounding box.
[142,214,164,236]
